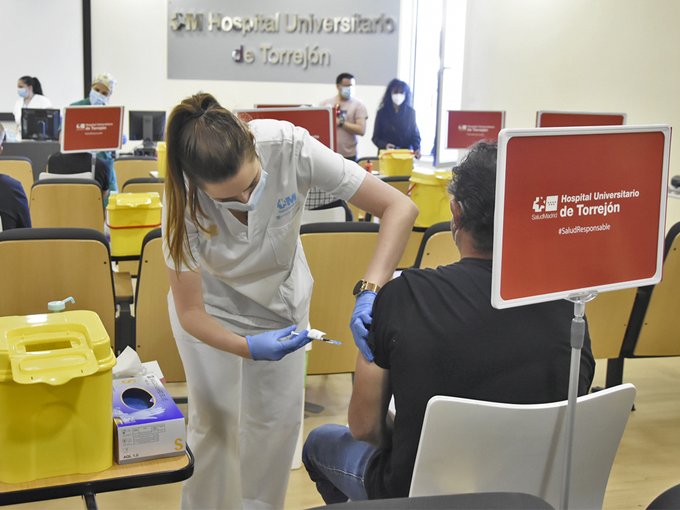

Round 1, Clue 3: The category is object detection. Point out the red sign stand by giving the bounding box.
[61,106,124,153]
[447,110,505,149]
[536,111,626,128]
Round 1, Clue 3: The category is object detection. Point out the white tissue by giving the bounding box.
[112,346,146,379]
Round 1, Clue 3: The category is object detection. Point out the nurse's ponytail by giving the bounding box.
[164,92,257,271]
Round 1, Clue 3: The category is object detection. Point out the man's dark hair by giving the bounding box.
[448,141,497,253]
[336,73,355,85]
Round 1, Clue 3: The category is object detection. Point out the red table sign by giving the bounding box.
[536,111,626,128]
[236,107,335,151]
[61,106,124,153]
[492,125,670,308]
[447,111,505,149]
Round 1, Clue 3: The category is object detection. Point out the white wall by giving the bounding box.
[461,0,680,174]
[91,0,415,157]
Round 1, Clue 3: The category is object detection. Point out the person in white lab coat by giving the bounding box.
[13,75,52,137]
[163,93,418,510]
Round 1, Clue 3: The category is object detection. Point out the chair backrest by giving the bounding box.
[380,175,411,195]
[122,177,165,200]
[413,221,460,269]
[30,179,104,232]
[585,288,637,359]
[0,157,34,198]
[301,222,380,374]
[114,157,158,189]
[135,229,185,382]
[410,383,637,509]
[397,228,426,269]
[0,228,117,344]
[624,222,680,357]
[301,202,352,224]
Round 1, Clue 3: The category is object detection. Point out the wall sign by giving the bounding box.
[167,0,399,85]
[492,125,670,309]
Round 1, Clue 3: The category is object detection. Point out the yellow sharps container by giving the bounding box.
[379,149,414,177]
[107,192,162,257]
[409,168,453,228]
[0,310,116,483]
[156,141,167,178]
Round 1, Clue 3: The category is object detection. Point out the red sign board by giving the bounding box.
[536,111,626,128]
[61,106,124,152]
[447,110,505,149]
[236,107,335,151]
[492,126,670,309]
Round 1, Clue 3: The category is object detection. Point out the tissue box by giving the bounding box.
[112,374,185,464]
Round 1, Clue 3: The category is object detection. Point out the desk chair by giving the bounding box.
[398,228,426,269]
[0,156,34,198]
[301,201,352,224]
[30,178,104,233]
[114,156,157,190]
[134,229,186,383]
[409,384,636,509]
[413,221,460,269]
[122,177,165,200]
[301,222,380,374]
[613,222,680,382]
[0,228,119,348]
[379,175,410,195]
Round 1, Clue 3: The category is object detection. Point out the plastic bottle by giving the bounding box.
[48,296,75,313]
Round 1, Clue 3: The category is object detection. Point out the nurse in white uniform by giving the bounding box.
[163,93,418,510]
[13,76,52,137]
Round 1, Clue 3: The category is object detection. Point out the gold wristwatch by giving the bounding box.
[353,279,381,296]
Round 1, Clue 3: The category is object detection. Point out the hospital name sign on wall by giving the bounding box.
[167,0,400,85]
[170,12,395,70]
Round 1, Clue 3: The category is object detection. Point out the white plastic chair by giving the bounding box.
[410,383,636,510]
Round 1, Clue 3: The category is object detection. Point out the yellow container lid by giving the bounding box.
[106,192,162,211]
[379,149,414,160]
[410,168,452,186]
[0,310,115,385]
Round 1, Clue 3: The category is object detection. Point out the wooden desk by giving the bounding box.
[0,447,193,509]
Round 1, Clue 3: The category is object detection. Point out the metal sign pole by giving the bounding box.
[560,291,597,510]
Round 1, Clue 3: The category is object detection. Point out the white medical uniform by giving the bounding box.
[163,119,366,510]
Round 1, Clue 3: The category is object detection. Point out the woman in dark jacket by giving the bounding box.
[372,79,421,158]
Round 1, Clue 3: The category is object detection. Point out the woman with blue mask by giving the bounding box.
[71,73,118,191]
[163,93,417,510]
[372,79,422,159]
[13,76,52,139]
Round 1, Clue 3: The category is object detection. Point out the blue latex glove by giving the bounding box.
[246,325,311,361]
[350,291,376,362]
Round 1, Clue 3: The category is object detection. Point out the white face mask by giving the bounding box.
[213,170,268,212]
[392,93,406,106]
[89,89,109,106]
[17,87,28,98]
[340,86,353,100]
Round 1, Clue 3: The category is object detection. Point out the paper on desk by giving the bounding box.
[112,347,165,380]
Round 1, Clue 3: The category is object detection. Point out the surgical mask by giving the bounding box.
[214,170,268,212]
[340,86,353,100]
[392,93,406,106]
[89,89,109,106]
[17,88,28,98]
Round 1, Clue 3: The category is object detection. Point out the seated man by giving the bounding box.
[0,124,31,230]
[302,141,596,503]
[46,151,110,193]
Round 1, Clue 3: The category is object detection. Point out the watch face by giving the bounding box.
[353,280,365,295]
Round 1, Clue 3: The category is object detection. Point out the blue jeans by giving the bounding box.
[302,424,379,504]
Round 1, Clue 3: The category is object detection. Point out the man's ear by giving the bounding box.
[450,199,463,227]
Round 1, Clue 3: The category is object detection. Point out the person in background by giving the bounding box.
[72,73,118,192]
[302,141,595,503]
[0,124,31,230]
[13,75,52,139]
[162,92,417,509]
[321,72,368,162]
[372,79,421,159]
[46,151,110,203]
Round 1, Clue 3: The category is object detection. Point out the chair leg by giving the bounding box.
[115,303,135,355]
[606,358,625,388]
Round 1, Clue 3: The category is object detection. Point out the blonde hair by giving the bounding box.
[164,92,257,270]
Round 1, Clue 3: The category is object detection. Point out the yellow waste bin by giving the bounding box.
[0,310,116,483]
[409,169,453,228]
[379,149,414,177]
[107,192,162,257]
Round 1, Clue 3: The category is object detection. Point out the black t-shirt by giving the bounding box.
[0,174,31,230]
[47,152,109,191]
[364,258,596,500]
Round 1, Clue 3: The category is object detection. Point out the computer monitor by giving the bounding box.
[21,108,60,141]
[129,110,166,147]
